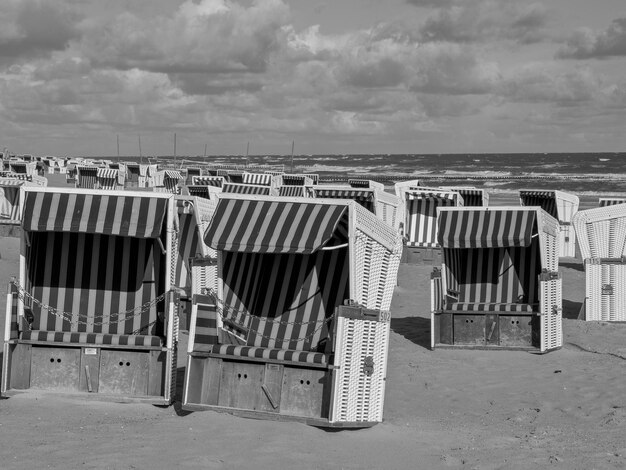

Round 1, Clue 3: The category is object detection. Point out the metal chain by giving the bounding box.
[11,279,173,334]
[203,288,337,342]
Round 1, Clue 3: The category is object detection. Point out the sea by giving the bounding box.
[112,152,626,196]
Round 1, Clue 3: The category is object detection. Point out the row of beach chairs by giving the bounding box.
[1,174,625,428]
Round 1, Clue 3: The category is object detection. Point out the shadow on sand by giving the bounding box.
[563,299,584,320]
[390,316,431,350]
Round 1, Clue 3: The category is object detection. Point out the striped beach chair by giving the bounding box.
[314,182,403,232]
[96,168,124,190]
[154,170,184,194]
[192,175,224,188]
[76,166,99,189]
[2,187,179,404]
[221,182,277,196]
[439,186,489,207]
[395,184,464,265]
[278,185,316,198]
[183,195,402,427]
[431,207,562,352]
[573,204,626,321]
[519,189,579,258]
[0,178,37,226]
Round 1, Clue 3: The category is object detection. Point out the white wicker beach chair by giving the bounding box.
[182,194,402,427]
[519,189,579,258]
[394,183,464,265]
[2,187,179,404]
[573,204,626,321]
[431,206,562,352]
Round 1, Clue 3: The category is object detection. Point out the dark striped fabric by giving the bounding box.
[23,192,168,238]
[192,176,223,187]
[282,175,313,186]
[221,248,349,351]
[97,168,118,179]
[443,244,541,309]
[77,166,99,189]
[206,344,329,365]
[519,191,558,219]
[174,205,204,291]
[314,189,375,213]
[0,181,22,220]
[445,302,534,312]
[454,189,484,207]
[21,330,163,347]
[438,209,537,248]
[25,231,165,339]
[599,198,626,207]
[205,199,348,254]
[278,186,315,198]
[405,191,459,247]
[193,301,219,349]
[242,173,272,186]
[348,179,370,188]
[222,183,271,195]
[186,186,212,199]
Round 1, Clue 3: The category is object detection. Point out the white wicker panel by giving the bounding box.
[585,262,626,321]
[330,315,389,424]
[559,224,576,258]
[540,277,562,351]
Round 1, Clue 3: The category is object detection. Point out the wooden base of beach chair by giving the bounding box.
[182,354,377,428]
[2,342,174,405]
[401,246,441,265]
[432,312,547,352]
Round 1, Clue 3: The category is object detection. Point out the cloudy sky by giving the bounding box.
[1,0,625,157]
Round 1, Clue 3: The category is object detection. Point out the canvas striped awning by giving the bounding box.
[23,192,168,238]
[0,178,26,187]
[519,190,557,219]
[407,190,457,201]
[204,198,348,254]
[97,168,118,179]
[164,170,183,180]
[242,173,272,186]
[438,209,537,248]
[222,183,271,195]
[348,179,370,188]
[315,189,373,202]
[193,176,223,187]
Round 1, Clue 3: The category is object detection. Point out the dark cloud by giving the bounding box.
[417,1,550,44]
[0,1,81,62]
[557,18,626,59]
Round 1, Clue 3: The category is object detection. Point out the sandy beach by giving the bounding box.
[1,184,625,470]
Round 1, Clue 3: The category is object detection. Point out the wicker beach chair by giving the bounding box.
[430,207,562,352]
[313,181,402,233]
[439,186,489,207]
[394,183,464,265]
[519,189,579,258]
[573,203,626,321]
[76,166,99,189]
[182,194,402,427]
[2,187,179,403]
